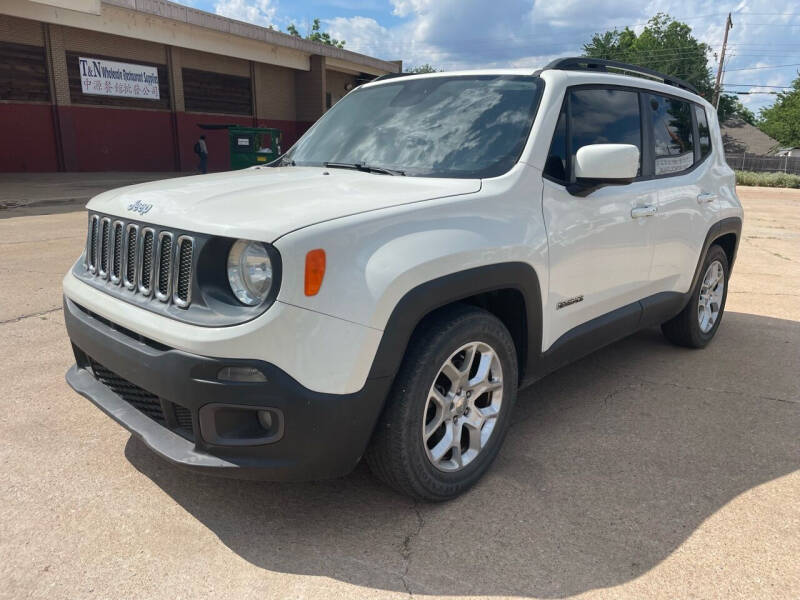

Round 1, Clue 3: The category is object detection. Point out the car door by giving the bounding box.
[541,86,660,350]
[647,96,719,295]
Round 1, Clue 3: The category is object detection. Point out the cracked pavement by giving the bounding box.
[0,186,798,599]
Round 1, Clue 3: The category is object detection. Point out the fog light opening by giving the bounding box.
[257,410,273,431]
[198,404,284,446]
[217,366,267,383]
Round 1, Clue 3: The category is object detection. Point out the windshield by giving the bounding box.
[282,75,542,178]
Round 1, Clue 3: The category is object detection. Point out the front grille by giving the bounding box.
[174,405,193,430]
[124,225,138,289]
[99,218,111,277]
[111,221,123,283]
[84,213,194,309]
[174,237,193,306]
[140,229,154,294]
[155,233,173,301]
[87,356,195,441]
[87,215,99,272]
[89,357,165,424]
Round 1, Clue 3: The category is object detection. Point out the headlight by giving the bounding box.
[227,240,273,306]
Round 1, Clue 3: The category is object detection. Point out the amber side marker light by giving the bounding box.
[304,249,326,296]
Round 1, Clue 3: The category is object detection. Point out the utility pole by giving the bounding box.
[713,13,733,108]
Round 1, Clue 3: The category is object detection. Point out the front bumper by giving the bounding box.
[64,296,391,480]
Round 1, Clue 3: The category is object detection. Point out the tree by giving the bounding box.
[583,13,713,98]
[717,94,757,125]
[583,14,763,125]
[286,19,345,49]
[405,64,440,74]
[758,75,800,147]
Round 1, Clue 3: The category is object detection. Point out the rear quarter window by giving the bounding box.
[695,105,712,159]
[648,94,695,175]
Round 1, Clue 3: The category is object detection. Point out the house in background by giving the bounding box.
[721,118,800,174]
[720,118,780,156]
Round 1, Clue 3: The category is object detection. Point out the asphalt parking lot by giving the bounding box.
[1,185,798,599]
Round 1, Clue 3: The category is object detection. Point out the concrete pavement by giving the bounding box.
[0,172,185,218]
[0,186,798,599]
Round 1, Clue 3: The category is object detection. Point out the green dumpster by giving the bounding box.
[198,124,282,170]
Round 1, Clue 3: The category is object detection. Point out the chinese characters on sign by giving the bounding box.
[79,57,160,100]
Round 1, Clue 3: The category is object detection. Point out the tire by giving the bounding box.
[661,244,730,348]
[366,304,518,502]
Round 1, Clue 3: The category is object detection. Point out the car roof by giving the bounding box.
[362,68,538,87]
[363,66,709,108]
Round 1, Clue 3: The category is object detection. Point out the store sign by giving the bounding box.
[79,57,160,100]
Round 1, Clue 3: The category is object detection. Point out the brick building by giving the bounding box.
[0,0,400,172]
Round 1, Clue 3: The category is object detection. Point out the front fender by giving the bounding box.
[274,187,547,333]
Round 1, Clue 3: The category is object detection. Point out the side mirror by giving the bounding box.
[573,144,640,183]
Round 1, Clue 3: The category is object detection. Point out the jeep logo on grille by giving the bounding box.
[127,200,153,216]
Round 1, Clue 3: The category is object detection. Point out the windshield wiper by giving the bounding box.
[324,162,405,176]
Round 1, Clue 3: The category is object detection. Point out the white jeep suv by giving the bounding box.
[64,58,742,501]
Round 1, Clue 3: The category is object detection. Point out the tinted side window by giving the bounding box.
[649,94,694,175]
[544,105,567,181]
[570,88,642,176]
[695,104,712,159]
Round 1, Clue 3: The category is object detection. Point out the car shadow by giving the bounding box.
[124,311,799,598]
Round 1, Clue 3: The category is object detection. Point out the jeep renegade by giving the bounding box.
[64,58,742,501]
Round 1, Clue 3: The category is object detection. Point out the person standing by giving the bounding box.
[194,135,208,174]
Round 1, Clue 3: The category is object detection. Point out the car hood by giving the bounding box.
[86,167,481,241]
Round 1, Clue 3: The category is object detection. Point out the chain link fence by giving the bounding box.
[726,153,800,175]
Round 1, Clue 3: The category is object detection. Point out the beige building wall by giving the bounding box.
[326,69,357,107]
[0,13,43,44]
[60,24,166,62]
[167,46,184,112]
[44,24,69,105]
[180,47,249,76]
[295,54,326,123]
[254,62,295,122]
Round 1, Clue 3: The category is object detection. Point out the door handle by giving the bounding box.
[697,192,717,204]
[631,205,657,218]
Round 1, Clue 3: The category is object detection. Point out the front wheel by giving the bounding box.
[662,244,730,348]
[366,305,518,501]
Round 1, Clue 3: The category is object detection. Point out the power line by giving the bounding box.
[724,90,780,95]
[727,42,800,47]
[725,63,800,72]
[737,22,800,26]
[724,83,793,88]
[734,12,800,15]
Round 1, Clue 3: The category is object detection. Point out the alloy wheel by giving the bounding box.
[422,341,504,472]
[698,260,725,333]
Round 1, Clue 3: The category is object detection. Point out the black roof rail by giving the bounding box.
[543,57,699,95]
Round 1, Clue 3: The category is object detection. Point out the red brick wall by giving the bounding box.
[58,105,175,172]
[0,104,59,172]
[0,104,309,172]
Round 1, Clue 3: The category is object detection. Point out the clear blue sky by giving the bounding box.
[176,0,800,113]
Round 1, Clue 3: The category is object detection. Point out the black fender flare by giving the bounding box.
[366,217,741,390]
[366,262,543,382]
[688,216,743,296]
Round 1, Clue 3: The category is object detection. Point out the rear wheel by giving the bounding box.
[366,305,518,501]
[662,244,729,348]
